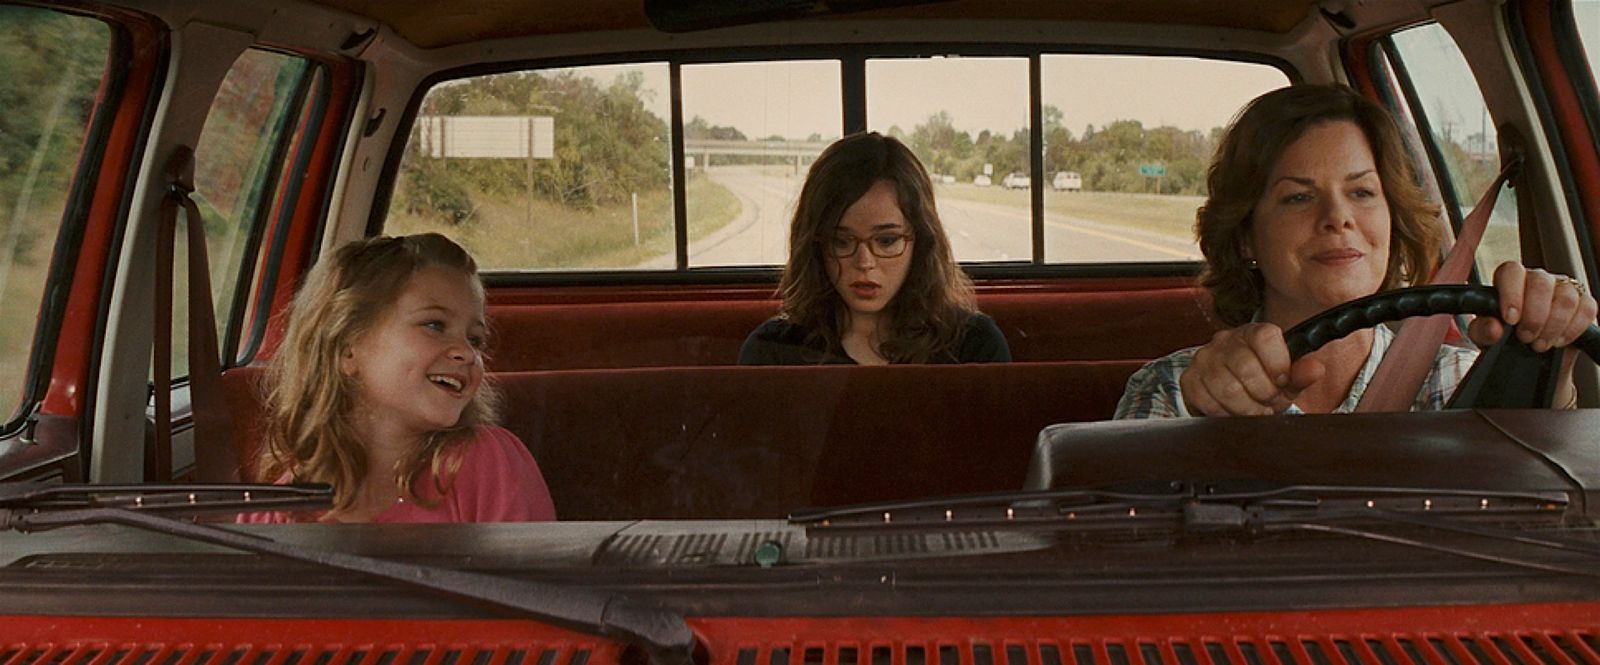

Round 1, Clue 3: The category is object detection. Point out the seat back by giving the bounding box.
[495,361,1144,519]
[223,360,1144,518]
[485,287,1212,370]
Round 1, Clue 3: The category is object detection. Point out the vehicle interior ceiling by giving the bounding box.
[79,0,1599,491]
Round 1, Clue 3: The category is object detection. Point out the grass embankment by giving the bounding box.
[388,174,741,270]
[1,208,61,420]
[935,184,1204,242]
[936,184,1528,274]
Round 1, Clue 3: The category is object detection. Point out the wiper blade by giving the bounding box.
[1172,487,1600,578]
[794,483,1600,577]
[1258,513,1600,579]
[791,483,1568,529]
[0,482,332,518]
[1,483,698,665]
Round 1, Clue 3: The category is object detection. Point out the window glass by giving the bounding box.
[683,60,841,267]
[234,67,328,365]
[1388,24,1517,277]
[1040,55,1285,263]
[1576,0,1600,91]
[180,49,314,376]
[391,64,674,271]
[0,7,110,423]
[867,57,1030,262]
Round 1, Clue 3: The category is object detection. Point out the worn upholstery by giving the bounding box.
[219,360,1144,520]
[219,283,1208,518]
[486,287,1212,370]
[496,361,1143,519]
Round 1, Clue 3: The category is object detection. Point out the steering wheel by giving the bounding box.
[1281,285,1600,409]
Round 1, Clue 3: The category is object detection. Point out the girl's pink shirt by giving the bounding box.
[238,425,557,524]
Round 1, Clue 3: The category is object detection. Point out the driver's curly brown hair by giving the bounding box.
[1197,84,1444,327]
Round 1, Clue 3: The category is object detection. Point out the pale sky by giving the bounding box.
[557,16,1600,143]
[868,55,1289,137]
[580,55,1288,142]
[683,60,843,140]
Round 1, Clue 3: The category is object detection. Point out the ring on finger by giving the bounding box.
[1557,275,1587,298]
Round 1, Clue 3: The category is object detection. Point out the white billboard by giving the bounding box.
[418,116,554,159]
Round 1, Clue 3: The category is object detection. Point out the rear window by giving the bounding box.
[389,63,677,271]
[1039,55,1285,263]
[388,53,1286,274]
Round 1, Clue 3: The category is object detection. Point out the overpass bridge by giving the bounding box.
[682,138,831,171]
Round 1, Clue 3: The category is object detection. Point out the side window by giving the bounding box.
[1577,0,1600,90]
[0,7,111,426]
[683,60,842,267]
[867,57,1031,262]
[1039,55,1286,263]
[229,67,330,365]
[181,49,317,376]
[392,64,675,271]
[1382,23,1517,277]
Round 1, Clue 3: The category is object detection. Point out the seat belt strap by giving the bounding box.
[151,146,240,481]
[1354,159,1521,412]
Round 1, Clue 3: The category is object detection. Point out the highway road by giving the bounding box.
[639,166,1200,268]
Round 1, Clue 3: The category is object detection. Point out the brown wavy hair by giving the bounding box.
[255,233,501,514]
[1197,84,1444,326]
[776,131,976,362]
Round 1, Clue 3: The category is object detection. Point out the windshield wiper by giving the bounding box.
[1,483,698,665]
[791,483,1600,578]
[792,483,1571,526]
[1181,491,1600,578]
[0,482,332,519]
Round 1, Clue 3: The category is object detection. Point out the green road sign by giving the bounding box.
[1139,164,1166,177]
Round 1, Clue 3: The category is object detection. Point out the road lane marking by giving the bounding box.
[1044,219,1197,259]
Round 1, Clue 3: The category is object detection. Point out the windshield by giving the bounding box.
[2,0,1599,567]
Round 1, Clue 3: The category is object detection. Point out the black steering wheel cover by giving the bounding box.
[1281,283,1600,362]
[1283,285,1500,359]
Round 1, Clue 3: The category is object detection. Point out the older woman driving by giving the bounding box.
[1117,84,1597,418]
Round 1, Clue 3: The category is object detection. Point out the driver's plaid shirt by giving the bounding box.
[1114,325,1478,419]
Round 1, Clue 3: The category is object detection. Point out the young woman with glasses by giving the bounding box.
[738,132,1011,365]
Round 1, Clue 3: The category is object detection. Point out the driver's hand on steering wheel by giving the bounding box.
[1467,262,1598,352]
[1180,323,1327,416]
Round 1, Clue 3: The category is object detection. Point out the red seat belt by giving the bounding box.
[151,146,240,481]
[1355,160,1520,412]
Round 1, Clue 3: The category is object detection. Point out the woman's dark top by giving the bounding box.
[737,312,1012,365]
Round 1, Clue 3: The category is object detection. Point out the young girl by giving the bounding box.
[241,233,556,523]
[738,131,1011,365]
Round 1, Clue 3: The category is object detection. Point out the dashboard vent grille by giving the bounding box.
[722,633,1600,665]
[2,644,596,665]
[6,610,1600,665]
[804,531,1001,559]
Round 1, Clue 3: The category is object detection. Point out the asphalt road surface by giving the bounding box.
[639,166,1199,268]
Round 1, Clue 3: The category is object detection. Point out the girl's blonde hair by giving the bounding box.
[255,233,500,513]
[777,131,977,361]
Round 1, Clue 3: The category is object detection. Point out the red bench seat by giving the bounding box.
[486,286,1212,370]
[222,361,1146,520]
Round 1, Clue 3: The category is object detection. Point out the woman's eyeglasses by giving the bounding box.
[826,233,913,259]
